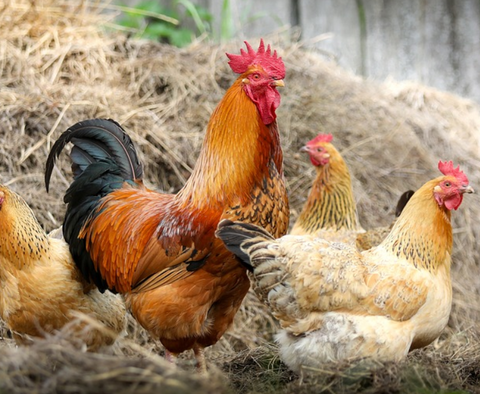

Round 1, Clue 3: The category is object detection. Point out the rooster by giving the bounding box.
[0,184,126,350]
[45,40,289,371]
[291,133,413,249]
[216,161,473,373]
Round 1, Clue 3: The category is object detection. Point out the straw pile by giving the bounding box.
[0,1,479,393]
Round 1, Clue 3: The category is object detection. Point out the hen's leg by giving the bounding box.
[193,344,207,373]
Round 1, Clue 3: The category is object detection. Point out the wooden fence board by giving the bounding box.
[119,0,480,102]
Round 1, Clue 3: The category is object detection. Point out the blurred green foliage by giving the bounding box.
[117,0,213,47]
[116,0,271,47]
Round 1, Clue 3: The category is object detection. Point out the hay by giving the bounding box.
[0,1,479,393]
[0,335,231,394]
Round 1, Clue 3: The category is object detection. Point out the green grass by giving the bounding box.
[115,0,275,46]
[116,0,213,47]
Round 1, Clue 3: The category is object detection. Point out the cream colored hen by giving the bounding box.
[216,161,473,373]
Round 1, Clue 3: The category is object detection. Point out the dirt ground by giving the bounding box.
[0,1,479,393]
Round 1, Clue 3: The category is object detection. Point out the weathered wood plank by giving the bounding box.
[198,0,293,41]
[117,0,480,102]
[298,0,363,74]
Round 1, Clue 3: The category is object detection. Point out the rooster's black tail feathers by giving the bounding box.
[45,118,142,292]
[45,118,142,192]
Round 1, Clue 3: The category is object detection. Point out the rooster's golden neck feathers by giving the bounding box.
[179,70,283,210]
[177,41,285,211]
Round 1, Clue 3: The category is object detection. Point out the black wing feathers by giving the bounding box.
[215,220,275,271]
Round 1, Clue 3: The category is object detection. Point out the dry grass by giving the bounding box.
[0,1,479,393]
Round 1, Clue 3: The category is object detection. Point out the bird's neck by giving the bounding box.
[178,78,283,208]
[294,159,359,233]
[0,208,49,271]
[380,184,453,272]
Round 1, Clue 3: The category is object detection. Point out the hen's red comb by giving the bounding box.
[307,133,333,146]
[226,39,285,79]
[438,160,469,184]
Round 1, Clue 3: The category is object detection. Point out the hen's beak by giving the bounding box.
[461,185,475,194]
[300,145,309,153]
[273,79,285,87]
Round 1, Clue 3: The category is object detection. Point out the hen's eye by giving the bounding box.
[445,182,451,187]
[253,74,260,80]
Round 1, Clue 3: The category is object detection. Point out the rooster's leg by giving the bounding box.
[164,350,178,366]
[193,344,207,373]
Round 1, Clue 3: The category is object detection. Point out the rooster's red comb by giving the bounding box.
[226,39,285,79]
[307,133,333,146]
[438,160,469,184]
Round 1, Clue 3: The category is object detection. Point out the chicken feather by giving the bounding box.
[217,161,473,372]
[45,40,289,371]
[0,185,126,350]
[292,133,413,249]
